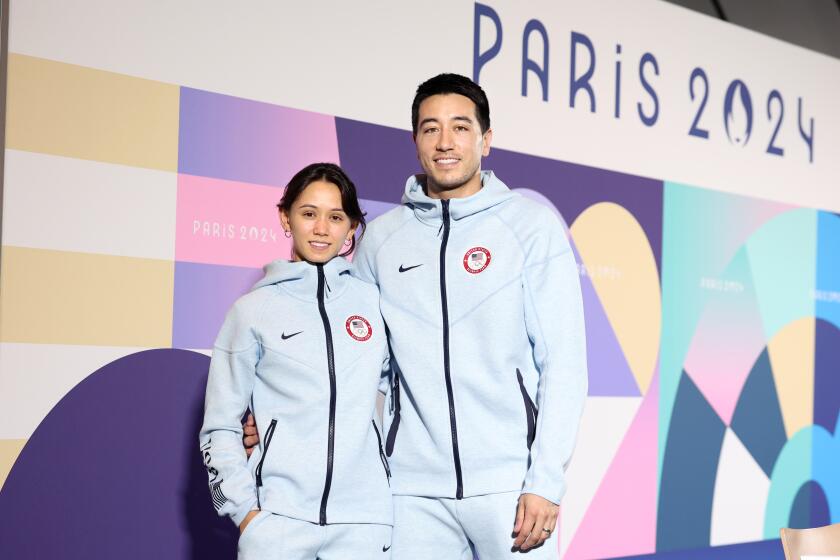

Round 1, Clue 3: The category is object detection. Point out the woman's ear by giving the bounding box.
[279,208,291,235]
[347,221,358,243]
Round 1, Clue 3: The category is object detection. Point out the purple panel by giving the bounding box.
[178,87,340,187]
[173,261,263,349]
[336,118,421,203]
[360,198,398,222]
[578,248,640,396]
[485,149,663,274]
[0,350,236,560]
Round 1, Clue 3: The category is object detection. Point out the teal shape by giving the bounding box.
[765,412,840,538]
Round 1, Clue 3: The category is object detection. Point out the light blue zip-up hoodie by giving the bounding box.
[199,257,393,528]
[353,171,587,504]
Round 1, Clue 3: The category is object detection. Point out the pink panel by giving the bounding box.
[176,174,293,268]
[683,255,767,426]
[564,371,659,560]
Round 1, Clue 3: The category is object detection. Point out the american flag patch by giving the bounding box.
[211,481,227,510]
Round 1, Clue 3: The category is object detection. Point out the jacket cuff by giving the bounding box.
[522,477,565,506]
[231,496,260,527]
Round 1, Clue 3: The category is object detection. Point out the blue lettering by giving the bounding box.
[473,3,503,84]
[522,19,549,101]
[723,79,753,146]
[688,67,710,139]
[570,31,596,112]
[637,53,659,127]
[614,44,622,118]
[798,97,815,163]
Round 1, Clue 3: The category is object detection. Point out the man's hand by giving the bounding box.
[243,413,260,457]
[512,493,558,551]
[239,510,260,534]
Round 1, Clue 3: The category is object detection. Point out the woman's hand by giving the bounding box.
[243,413,260,457]
[239,510,260,534]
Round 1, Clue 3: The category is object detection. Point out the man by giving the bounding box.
[247,73,587,558]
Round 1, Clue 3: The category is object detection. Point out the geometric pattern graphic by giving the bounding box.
[659,185,840,556]
[1,53,838,560]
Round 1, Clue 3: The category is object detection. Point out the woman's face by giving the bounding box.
[279,180,356,263]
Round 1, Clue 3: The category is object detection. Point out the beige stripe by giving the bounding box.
[0,246,173,347]
[6,53,179,171]
[0,439,27,491]
[768,317,815,438]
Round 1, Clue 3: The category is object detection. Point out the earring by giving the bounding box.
[344,239,352,247]
[284,230,292,238]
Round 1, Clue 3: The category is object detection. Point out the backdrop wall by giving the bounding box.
[0,1,838,559]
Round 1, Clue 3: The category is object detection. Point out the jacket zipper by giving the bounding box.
[255,418,277,509]
[516,369,538,450]
[316,264,337,526]
[371,419,391,480]
[440,200,464,499]
[385,370,401,456]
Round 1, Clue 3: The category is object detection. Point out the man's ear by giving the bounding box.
[481,127,493,157]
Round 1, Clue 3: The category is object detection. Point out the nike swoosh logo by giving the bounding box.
[281,331,302,340]
[382,545,391,552]
[399,264,423,273]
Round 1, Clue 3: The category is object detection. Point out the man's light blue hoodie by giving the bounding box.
[353,171,587,504]
[199,257,393,528]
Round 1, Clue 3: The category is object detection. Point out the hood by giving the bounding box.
[252,256,352,299]
[401,170,517,227]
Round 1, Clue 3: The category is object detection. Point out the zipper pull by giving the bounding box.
[389,381,395,413]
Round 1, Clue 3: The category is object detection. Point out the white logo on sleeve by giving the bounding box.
[463,247,491,274]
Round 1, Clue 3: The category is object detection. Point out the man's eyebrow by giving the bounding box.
[418,115,474,127]
[418,117,440,128]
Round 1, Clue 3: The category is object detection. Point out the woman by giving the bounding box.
[199,163,393,559]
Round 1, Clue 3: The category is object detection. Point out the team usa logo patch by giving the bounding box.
[463,247,491,274]
[345,315,373,341]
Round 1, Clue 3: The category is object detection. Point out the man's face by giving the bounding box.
[414,93,492,199]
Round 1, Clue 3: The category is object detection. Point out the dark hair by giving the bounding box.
[277,162,366,257]
[411,73,491,135]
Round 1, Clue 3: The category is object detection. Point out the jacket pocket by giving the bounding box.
[255,419,278,508]
[385,371,401,457]
[371,419,391,482]
[238,510,271,545]
[516,369,538,450]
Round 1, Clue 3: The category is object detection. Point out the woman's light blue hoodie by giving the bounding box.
[353,171,588,505]
[199,257,392,528]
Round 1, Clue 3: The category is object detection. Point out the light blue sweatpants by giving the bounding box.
[392,491,559,560]
[237,511,393,560]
